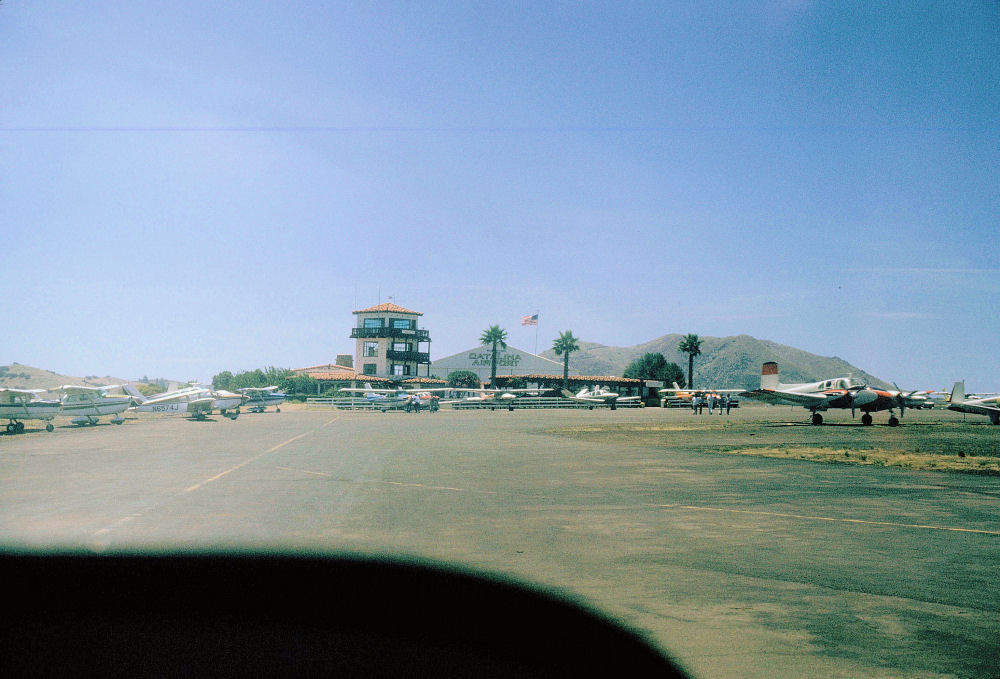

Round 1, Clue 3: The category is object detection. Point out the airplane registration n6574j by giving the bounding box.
[124,385,240,421]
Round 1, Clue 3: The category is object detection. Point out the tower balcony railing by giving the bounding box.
[350,327,430,340]
[386,350,431,364]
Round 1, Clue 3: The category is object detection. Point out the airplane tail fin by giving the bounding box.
[122,384,146,404]
[949,381,966,405]
[672,382,682,390]
[761,362,779,391]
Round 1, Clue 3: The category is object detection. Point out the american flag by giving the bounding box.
[521,313,538,326]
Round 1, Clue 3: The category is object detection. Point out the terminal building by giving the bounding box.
[429,344,574,384]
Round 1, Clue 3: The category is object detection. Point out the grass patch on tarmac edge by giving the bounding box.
[714,446,1000,475]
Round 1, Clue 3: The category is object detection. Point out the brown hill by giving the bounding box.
[0,363,128,391]
[542,334,889,390]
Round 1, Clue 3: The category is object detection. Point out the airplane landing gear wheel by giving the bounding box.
[888,416,899,427]
[45,423,54,432]
[5,423,14,434]
[276,407,280,413]
[15,422,26,434]
[811,413,823,426]
[861,413,873,426]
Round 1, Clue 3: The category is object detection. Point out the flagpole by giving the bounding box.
[534,310,539,355]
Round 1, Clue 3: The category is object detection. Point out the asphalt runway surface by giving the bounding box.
[1,406,998,679]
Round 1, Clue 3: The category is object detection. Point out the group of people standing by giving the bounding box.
[691,393,732,415]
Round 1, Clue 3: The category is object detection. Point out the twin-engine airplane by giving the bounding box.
[739,362,921,426]
[561,386,642,410]
[946,381,1000,425]
[58,385,131,426]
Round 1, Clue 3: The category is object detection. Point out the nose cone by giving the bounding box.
[853,388,879,407]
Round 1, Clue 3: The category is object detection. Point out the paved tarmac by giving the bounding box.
[1,406,998,678]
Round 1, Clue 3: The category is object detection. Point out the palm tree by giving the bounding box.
[678,333,703,389]
[479,325,508,387]
[552,330,580,389]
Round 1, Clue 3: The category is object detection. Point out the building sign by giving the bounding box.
[469,352,522,368]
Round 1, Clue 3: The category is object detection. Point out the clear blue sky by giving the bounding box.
[2,1,997,390]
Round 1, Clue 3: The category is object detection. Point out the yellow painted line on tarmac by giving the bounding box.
[275,465,331,478]
[383,480,467,492]
[94,416,339,541]
[183,432,310,494]
[272,465,494,494]
[651,503,1000,536]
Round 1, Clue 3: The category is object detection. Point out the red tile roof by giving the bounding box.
[352,302,422,315]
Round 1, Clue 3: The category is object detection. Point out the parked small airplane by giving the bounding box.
[658,382,742,405]
[58,384,131,426]
[739,362,919,426]
[0,387,60,433]
[210,389,244,419]
[561,386,642,410]
[946,381,1000,425]
[340,383,455,412]
[442,387,546,410]
[124,384,221,420]
[339,383,412,411]
[238,386,286,413]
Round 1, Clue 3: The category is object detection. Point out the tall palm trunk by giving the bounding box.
[490,342,498,386]
[687,354,694,389]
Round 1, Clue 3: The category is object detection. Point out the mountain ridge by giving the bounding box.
[541,334,890,390]
[0,363,129,391]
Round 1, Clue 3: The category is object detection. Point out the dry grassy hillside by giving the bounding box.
[0,363,128,391]
[543,334,890,389]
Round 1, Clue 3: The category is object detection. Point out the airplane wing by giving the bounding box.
[560,390,604,403]
[947,400,1000,419]
[143,387,210,405]
[238,386,280,393]
[0,387,47,395]
[187,398,215,416]
[59,384,124,394]
[0,388,47,405]
[659,388,742,394]
[739,389,832,407]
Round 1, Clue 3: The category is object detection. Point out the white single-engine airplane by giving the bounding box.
[124,384,222,420]
[561,385,642,410]
[946,381,1000,425]
[739,362,920,426]
[658,382,742,405]
[442,387,547,410]
[0,388,61,433]
[58,384,131,426]
[340,383,455,412]
[238,386,286,413]
[210,389,244,419]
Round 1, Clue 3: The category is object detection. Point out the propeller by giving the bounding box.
[851,384,878,410]
[892,382,920,417]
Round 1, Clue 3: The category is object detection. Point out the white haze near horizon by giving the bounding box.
[1,2,997,391]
